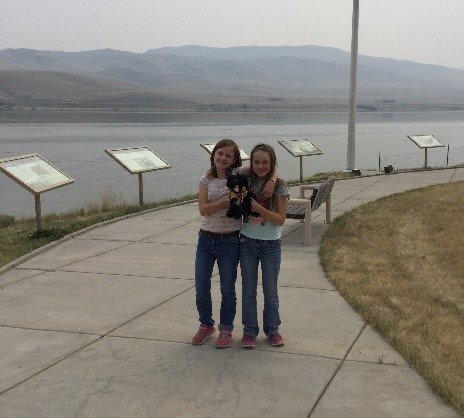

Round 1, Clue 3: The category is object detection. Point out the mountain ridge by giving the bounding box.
[1,45,464,110]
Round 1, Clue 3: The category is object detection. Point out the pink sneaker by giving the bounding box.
[268,332,285,347]
[216,330,233,349]
[192,324,215,345]
[241,334,256,349]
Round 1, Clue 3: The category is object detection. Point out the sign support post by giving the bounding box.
[138,173,144,206]
[34,194,42,232]
[299,156,304,182]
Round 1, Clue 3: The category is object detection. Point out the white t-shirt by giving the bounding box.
[199,170,242,233]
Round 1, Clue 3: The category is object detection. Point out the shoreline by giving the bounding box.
[2,107,464,125]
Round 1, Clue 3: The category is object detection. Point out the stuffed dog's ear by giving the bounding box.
[227,173,248,189]
[227,174,239,190]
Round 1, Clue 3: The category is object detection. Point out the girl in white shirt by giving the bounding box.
[191,139,243,349]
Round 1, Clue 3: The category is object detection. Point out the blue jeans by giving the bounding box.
[240,235,281,337]
[195,231,240,330]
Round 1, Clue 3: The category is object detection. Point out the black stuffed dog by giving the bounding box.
[226,173,263,223]
[226,173,253,219]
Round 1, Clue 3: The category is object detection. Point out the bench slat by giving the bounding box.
[286,204,306,219]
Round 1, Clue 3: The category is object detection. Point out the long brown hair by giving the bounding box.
[249,143,277,182]
[210,139,242,178]
[249,143,285,210]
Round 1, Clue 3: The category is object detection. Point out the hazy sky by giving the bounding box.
[2,1,464,69]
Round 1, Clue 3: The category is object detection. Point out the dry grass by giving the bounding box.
[320,181,464,415]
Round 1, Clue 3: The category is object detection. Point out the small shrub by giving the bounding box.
[0,214,16,228]
[85,187,127,213]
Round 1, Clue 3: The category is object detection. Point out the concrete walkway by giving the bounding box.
[1,169,463,417]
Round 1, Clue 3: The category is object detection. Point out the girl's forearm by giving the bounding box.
[253,205,286,226]
[199,198,229,216]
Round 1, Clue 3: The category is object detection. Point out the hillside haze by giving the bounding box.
[1,45,464,110]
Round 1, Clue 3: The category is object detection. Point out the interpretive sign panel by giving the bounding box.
[200,143,250,160]
[0,154,74,194]
[105,147,171,174]
[407,135,444,149]
[278,139,322,157]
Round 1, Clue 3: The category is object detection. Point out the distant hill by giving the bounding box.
[0,70,195,108]
[1,45,464,110]
[146,45,351,63]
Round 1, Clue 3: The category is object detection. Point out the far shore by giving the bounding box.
[2,105,464,124]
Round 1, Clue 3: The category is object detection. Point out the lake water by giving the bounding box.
[1,110,464,218]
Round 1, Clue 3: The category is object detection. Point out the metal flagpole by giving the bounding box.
[347,0,359,171]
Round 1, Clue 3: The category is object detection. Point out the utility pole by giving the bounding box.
[347,0,359,171]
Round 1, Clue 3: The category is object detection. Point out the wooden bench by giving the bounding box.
[286,177,335,245]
